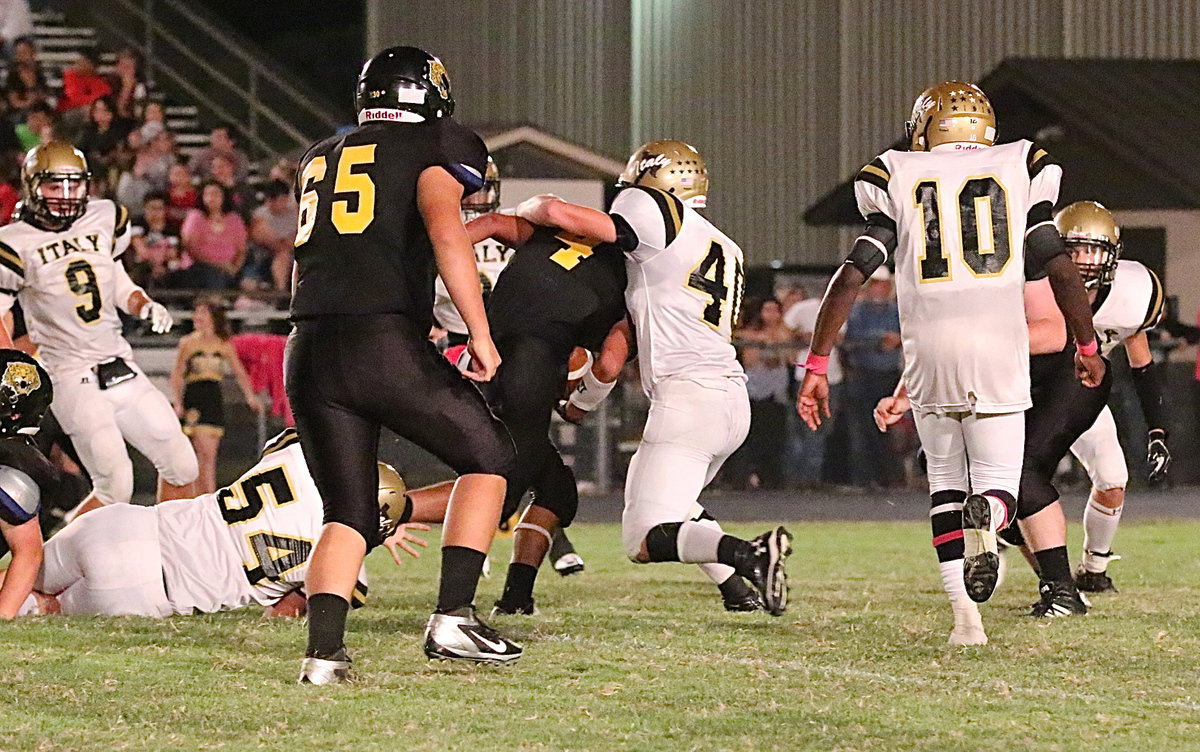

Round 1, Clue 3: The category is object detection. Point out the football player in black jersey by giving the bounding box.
[457,211,628,617]
[0,349,58,618]
[287,47,519,683]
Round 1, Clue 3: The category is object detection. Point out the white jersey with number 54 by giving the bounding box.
[855,140,1062,414]
[610,186,746,394]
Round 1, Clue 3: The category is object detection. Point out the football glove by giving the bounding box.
[1147,428,1171,483]
[140,300,173,334]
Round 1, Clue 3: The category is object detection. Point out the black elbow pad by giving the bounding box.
[1024,224,1066,281]
[846,213,896,279]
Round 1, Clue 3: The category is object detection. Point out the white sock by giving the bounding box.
[697,562,737,585]
[676,520,724,564]
[1082,498,1123,572]
[939,559,971,605]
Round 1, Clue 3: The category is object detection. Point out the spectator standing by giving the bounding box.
[57,50,112,137]
[249,179,297,290]
[138,100,166,141]
[841,267,903,487]
[189,124,249,183]
[208,153,253,216]
[128,191,180,289]
[785,288,846,486]
[14,102,53,151]
[114,145,158,219]
[140,124,176,189]
[109,47,148,121]
[180,180,247,288]
[727,297,796,489]
[170,298,263,493]
[0,156,19,225]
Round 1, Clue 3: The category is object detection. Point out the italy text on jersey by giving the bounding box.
[854,141,1061,413]
[0,199,134,372]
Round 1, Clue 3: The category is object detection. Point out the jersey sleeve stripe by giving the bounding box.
[114,204,130,236]
[1141,269,1166,331]
[350,581,368,608]
[1027,147,1059,178]
[856,162,890,192]
[262,428,300,457]
[633,185,684,245]
[0,242,24,278]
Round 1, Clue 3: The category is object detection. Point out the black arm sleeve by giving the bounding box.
[438,120,488,193]
[611,214,639,253]
[1024,223,1066,281]
[845,213,896,279]
[1131,360,1167,432]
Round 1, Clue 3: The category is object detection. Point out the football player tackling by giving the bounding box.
[799,83,1103,644]
[516,140,792,616]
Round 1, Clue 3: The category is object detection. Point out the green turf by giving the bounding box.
[3,520,1200,751]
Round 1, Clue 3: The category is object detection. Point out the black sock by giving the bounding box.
[306,593,349,659]
[716,535,753,574]
[436,545,488,613]
[717,574,754,601]
[498,563,538,607]
[548,529,576,561]
[1034,546,1072,583]
[930,490,967,563]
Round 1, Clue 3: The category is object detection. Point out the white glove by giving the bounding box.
[140,301,173,334]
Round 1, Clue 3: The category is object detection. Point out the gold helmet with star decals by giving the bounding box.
[1055,200,1121,289]
[377,461,410,538]
[905,81,996,152]
[21,141,91,230]
[618,140,709,208]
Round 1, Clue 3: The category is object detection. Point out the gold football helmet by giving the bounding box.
[377,461,410,538]
[618,140,709,208]
[21,141,90,229]
[1055,201,1121,288]
[461,157,500,217]
[905,82,996,152]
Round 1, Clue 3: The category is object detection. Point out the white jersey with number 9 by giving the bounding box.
[610,186,746,394]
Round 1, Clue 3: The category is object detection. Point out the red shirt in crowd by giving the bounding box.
[0,183,18,225]
[58,69,112,112]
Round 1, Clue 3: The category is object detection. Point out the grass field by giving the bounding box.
[3,519,1200,751]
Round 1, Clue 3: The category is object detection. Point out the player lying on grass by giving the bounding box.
[4,428,440,618]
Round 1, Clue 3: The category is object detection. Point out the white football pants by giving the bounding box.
[1070,406,1128,491]
[913,409,1024,497]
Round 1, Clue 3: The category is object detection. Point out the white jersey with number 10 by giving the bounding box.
[611,186,746,394]
[855,140,1062,414]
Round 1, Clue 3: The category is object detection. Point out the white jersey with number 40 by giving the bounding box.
[611,186,746,394]
[855,140,1062,414]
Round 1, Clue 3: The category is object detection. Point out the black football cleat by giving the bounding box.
[962,494,1000,603]
[723,588,764,612]
[736,527,792,617]
[425,607,523,664]
[1030,579,1089,618]
[1074,564,1118,593]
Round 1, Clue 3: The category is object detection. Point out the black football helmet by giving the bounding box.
[355,46,453,122]
[0,350,52,436]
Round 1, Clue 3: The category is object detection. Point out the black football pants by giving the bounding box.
[286,314,515,547]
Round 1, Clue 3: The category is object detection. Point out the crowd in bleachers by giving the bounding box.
[0,31,298,303]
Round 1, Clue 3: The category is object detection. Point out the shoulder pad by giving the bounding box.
[0,465,40,525]
[1026,142,1059,178]
[855,156,891,192]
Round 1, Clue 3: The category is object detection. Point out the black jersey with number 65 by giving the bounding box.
[290,119,488,325]
[487,226,627,354]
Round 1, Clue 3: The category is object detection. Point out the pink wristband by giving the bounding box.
[803,353,829,375]
[1076,339,1098,357]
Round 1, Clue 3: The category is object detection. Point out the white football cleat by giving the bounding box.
[298,651,351,685]
[424,607,523,664]
[949,603,988,646]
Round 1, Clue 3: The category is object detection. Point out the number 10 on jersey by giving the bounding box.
[686,240,744,334]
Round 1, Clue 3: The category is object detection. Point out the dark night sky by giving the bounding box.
[195,0,366,121]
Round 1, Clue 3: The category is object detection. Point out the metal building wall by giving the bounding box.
[366,0,632,158]
[366,0,1200,268]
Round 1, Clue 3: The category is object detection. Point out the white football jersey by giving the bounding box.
[611,186,746,394]
[0,199,137,373]
[433,235,515,335]
[855,141,1062,414]
[156,429,368,614]
[1092,260,1164,356]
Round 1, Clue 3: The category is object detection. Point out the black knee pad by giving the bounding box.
[644,522,682,562]
[530,462,579,527]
